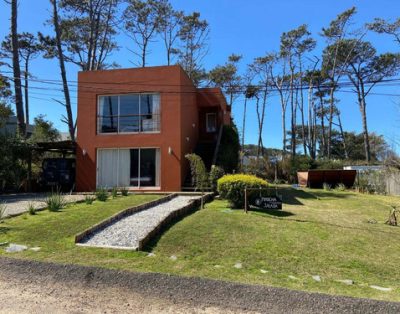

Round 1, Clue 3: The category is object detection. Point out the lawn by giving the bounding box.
[0,188,399,302]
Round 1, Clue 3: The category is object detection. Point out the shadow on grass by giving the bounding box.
[0,226,11,235]
[250,208,295,217]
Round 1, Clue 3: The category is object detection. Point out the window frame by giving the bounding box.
[97,93,161,135]
[206,112,217,133]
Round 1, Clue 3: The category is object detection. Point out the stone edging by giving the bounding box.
[74,193,178,244]
[137,192,214,250]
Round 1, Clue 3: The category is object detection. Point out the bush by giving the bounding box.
[216,124,240,173]
[46,191,66,212]
[185,153,208,191]
[217,174,268,208]
[335,183,346,191]
[84,195,96,205]
[209,165,225,192]
[95,188,108,202]
[120,187,129,196]
[111,187,118,198]
[28,202,36,215]
[322,183,332,191]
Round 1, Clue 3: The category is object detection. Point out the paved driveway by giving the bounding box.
[0,193,85,217]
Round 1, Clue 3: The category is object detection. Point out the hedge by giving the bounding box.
[217,174,268,208]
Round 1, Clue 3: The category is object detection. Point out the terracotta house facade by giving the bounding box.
[76,65,231,192]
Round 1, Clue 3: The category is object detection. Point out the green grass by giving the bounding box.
[0,189,399,302]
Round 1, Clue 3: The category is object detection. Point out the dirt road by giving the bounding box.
[0,257,399,313]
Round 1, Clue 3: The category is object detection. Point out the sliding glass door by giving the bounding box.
[97,148,160,188]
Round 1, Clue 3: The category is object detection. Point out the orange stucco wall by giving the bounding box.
[75,65,230,192]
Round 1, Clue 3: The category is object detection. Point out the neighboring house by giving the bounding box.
[76,65,231,192]
[0,115,34,136]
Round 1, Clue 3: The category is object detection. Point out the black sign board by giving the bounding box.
[252,196,282,210]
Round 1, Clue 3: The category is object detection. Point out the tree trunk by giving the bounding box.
[51,0,75,142]
[336,112,349,159]
[241,97,247,169]
[24,58,29,128]
[360,98,371,163]
[11,0,25,136]
[327,86,335,159]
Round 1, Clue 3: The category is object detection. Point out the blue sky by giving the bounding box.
[0,0,399,151]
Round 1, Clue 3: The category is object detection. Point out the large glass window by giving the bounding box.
[97,93,160,134]
[97,148,160,188]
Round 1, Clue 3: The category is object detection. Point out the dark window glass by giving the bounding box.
[129,149,139,187]
[99,96,118,133]
[119,94,140,133]
[139,149,156,187]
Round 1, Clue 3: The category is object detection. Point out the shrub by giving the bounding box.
[335,183,346,191]
[84,195,96,205]
[209,165,225,192]
[95,187,108,202]
[185,153,208,191]
[217,174,268,208]
[28,202,36,215]
[111,187,118,198]
[216,124,240,173]
[120,187,129,196]
[46,191,66,212]
[322,183,331,191]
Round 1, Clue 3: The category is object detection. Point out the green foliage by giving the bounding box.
[84,195,96,205]
[111,187,118,198]
[335,183,347,191]
[120,187,129,196]
[95,188,108,202]
[217,174,268,208]
[28,202,36,215]
[0,133,30,192]
[209,165,225,192]
[322,183,332,191]
[185,153,208,191]
[216,124,240,173]
[0,103,13,128]
[29,114,60,143]
[46,191,66,212]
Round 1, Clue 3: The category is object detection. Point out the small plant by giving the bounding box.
[28,202,36,215]
[46,191,66,212]
[0,202,6,222]
[209,165,225,192]
[111,187,118,198]
[84,195,96,205]
[322,183,331,191]
[335,183,346,192]
[95,187,108,202]
[120,187,129,196]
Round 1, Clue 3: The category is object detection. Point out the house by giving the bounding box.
[0,115,34,136]
[76,65,231,192]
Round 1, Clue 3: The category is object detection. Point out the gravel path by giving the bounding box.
[81,195,200,249]
[0,193,86,217]
[1,257,399,314]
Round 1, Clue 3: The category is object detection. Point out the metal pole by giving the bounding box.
[244,188,247,213]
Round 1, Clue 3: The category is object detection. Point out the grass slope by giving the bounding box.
[0,189,399,301]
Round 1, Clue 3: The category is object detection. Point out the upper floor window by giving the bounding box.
[98,93,160,134]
